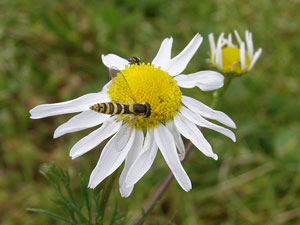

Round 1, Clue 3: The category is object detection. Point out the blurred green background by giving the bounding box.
[1,0,300,224]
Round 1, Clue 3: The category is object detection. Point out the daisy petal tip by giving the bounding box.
[213,154,218,161]
[70,152,80,160]
[195,32,202,38]
[100,53,127,70]
[69,150,78,159]
[225,117,236,129]
[191,33,203,47]
[257,48,262,55]
[87,182,96,189]
[120,193,127,198]
[53,131,59,139]
[101,54,107,64]
[88,178,98,189]
[182,182,192,192]
[119,190,130,198]
[100,54,105,60]
[119,184,134,198]
[220,73,225,81]
[229,132,237,143]
[29,107,40,119]
[29,106,37,113]
[88,185,96,189]
[196,33,203,43]
[53,126,65,139]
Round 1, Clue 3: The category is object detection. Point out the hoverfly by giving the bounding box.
[90,59,151,118]
[128,56,141,65]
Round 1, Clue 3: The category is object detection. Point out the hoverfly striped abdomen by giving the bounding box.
[90,102,151,118]
[90,103,125,115]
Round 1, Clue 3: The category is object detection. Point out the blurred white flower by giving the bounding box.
[30,34,236,197]
[209,30,262,75]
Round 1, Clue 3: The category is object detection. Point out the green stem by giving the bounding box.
[27,208,77,225]
[99,168,120,220]
[211,77,233,109]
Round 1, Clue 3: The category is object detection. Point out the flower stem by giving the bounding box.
[99,168,119,220]
[134,141,195,225]
[211,76,233,109]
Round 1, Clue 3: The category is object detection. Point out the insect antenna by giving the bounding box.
[109,66,137,103]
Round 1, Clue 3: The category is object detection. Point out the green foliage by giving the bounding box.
[1,0,300,224]
[28,163,129,225]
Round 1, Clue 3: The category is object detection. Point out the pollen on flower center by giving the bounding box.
[221,47,250,75]
[107,63,182,129]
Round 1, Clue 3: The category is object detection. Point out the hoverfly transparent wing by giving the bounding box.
[109,66,137,102]
[109,66,120,79]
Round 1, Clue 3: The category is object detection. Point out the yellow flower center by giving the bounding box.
[107,63,182,129]
[221,47,250,75]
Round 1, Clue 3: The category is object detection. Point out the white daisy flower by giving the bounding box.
[208,30,262,75]
[30,34,236,197]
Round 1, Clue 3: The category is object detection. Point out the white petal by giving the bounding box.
[175,71,224,91]
[88,126,136,189]
[208,33,216,63]
[101,81,112,92]
[174,113,218,160]
[119,129,144,198]
[215,33,224,70]
[217,32,225,48]
[70,117,122,159]
[119,130,144,184]
[182,95,236,128]
[240,42,246,71]
[101,54,128,70]
[180,107,236,142]
[245,30,254,59]
[166,121,185,161]
[165,34,203,76]
[54,111,110,138]
[119,185,134,198]
[154,124,192,191]
[124,129,158,187]
[216,45,223,70]
[151,37,173,68]
[248,48,262,71]
[30,92,110,119]
[234,30,242,46]
[221,33,236,48]
[228,33,232,45]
